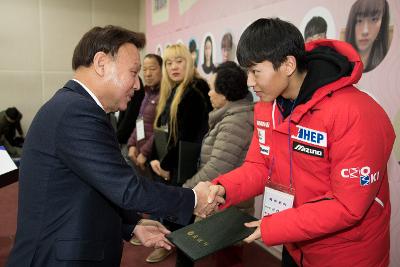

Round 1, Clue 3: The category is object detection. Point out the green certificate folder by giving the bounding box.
[166,206,257,261]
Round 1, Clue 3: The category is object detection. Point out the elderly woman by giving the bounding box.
[184,61,254,267]
[184,61,253,201]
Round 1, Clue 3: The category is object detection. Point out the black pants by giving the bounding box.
[282,246,298,267]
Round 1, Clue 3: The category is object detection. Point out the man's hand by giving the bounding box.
[136,153,147,170]
[133,219,173,250]
[128,146,139,164]
[243,220,261,243]
[193,182,225,218]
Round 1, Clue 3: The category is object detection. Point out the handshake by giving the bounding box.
[193,181,226,218]
[131,181,261,251]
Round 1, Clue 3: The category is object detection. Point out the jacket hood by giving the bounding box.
[278,39,363,119]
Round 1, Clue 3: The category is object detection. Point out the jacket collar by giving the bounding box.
[272,40,363,133]
[63,80,105,111]
[208,98,253,128]
[145,84,160,94]
[64,80,92,98]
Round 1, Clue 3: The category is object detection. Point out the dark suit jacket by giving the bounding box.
[6,80,194,267]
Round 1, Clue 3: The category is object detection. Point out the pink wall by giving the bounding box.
[146,1,400,265]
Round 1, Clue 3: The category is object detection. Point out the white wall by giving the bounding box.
[0,0,145,131]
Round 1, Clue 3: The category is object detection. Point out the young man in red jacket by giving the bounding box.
[205,18,395,267]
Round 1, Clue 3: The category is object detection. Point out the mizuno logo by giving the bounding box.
[260,145,270,155]
[293,141,324,158]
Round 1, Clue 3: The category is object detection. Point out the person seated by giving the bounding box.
[0,107,24,157]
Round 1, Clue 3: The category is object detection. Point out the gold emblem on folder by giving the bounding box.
[186,230,209,246]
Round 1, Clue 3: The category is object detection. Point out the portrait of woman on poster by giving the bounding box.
[202,35,216,74]
[189,39,199,67]
[345,0,390,73]
[221,33,233,62]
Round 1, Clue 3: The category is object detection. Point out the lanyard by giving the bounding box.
[287,99,297,190]
[267,98,296,190]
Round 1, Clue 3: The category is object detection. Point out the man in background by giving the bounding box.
[0,107,24,157]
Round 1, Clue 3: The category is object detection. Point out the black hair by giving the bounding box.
[72,25,145,70]
[304,16,328,40]
[214,61,248,101]
[203,36,214,64]
[237,18,306,72]
[189,39,197,53]
[5,107,22,122]
[144,53,163,67]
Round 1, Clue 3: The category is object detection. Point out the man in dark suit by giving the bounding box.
[6,25,220,267]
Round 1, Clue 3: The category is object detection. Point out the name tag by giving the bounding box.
[136,117,145,141]
[262,184,294,217]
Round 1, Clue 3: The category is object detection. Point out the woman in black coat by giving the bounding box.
[148,44,211,265]
[151,44,211,186]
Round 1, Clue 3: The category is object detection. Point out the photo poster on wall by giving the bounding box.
[153,31,238,79]
[146,1,400,265]
[147,0,398,156]
[152,0,169,25]
[149,0,396,88]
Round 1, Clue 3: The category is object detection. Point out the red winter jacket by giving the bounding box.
[213,40,395,267]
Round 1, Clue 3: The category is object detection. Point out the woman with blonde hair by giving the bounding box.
[148,43,211,264]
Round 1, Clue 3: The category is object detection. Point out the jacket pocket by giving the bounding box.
[55,239,105,261]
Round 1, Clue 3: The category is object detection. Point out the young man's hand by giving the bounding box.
[243,220,261,243]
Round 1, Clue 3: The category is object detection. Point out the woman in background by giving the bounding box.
[345,0,390,72]
[184,61,254,267]
[148,43,212,264]
[184,61,253,197]
[127,54,162,177]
